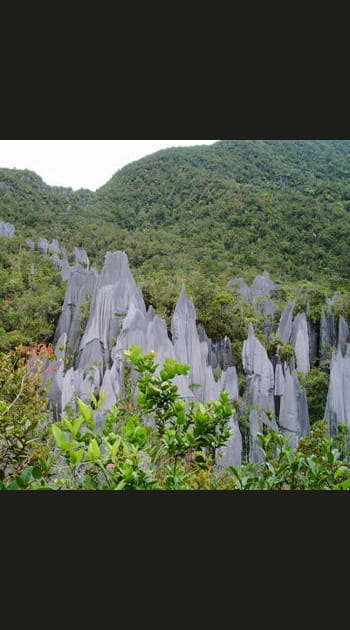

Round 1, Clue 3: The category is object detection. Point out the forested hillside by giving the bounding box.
[2,140,350,347]
[2,140,350,490]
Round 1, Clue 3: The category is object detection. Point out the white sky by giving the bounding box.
[0,140,219,191]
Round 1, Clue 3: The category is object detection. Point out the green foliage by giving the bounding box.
[124,345,233,468]
[293,281,328,324]
[3,141,350,488]
[267,336,295,363]
[0,347,52,484]
[299,368,330,425]
[2,345,350,490]
[0,346,236,489]
[334,292,350,322]
[230,422,350,490]
[196,289,265,342]
[0,236,64,351]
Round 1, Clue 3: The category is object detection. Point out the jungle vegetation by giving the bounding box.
[2,140,350,489]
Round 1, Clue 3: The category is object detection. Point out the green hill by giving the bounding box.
[92,139,350,283]
[2,139,350,346]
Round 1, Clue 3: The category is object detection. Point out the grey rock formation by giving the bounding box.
[171,285,208,402]
[51,253,63,268]
[61,368,79,417]
[278,367,310,449]
[44,333,67,421]
[0,221,15,237]
[291,312,310,373]
[229,272,281,344]
[307,318,319,363]
[324,317,350,435]
[277,301,295,343]
[251,271,281,301]
[77,251,145,373]
[220,365,239,401]
[45,250,317,469]
[140,311,190,404]
[228,271,281,308]
[113,302,148,360]
[25,238,35,250]
[320,308,336,353]
[262,298,280,317]
[38,237,50,254]
[228,277,251,301]
[248,409,265,464]
[76,339,105,384]
[171,287,235,404]
[197,324,234,371]
[319,296,339,363]
[338,315,349,357]
[261,298,280,341]
[60,257,71,281]
[48,239,61,254]
[215,365,241,468]
[216,416,242,469]
[146,314,176,367]
[54,264,99,366]
[248,409,278,464]
[94,360,125,427]
[274,361,285,397]
[215,336,234,371]
[242,324,275,412]
[74,247,90,268]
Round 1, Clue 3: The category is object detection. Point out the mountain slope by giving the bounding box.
[2,140,350,341]
[88,139,350,291]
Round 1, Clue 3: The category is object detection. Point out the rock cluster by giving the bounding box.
[323,316,350,435]
[45,251,350,466]
[46,251,242,466]
[49,252,348,466]
[4,219,348,466]
[0,221,15,237]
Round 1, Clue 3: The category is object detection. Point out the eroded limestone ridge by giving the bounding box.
[45,251,241,466]
[42,247,350,465]
[2,221,345,465]
[0,220,15,237]
[323,316,350,436]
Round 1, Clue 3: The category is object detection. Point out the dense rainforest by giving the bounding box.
[2,139,350,490]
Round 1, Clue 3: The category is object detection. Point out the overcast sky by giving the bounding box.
[0,140,219,191]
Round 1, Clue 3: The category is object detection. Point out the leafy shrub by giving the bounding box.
[299,368,329,425]
[0,346,52,487]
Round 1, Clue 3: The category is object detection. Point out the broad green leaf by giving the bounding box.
[110,438,121,457]
[62,418,73,432]
[52,424,69,449]
[16,474,30,489]
[334,466,350,479]
[77,398,93,422]
[32,466,43,479]
[89,391,98,408]
[97,388,107,407]
[88,439,100,461]
[69,449,84,465]
[19,466,33,485]
[71,417,84,437]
